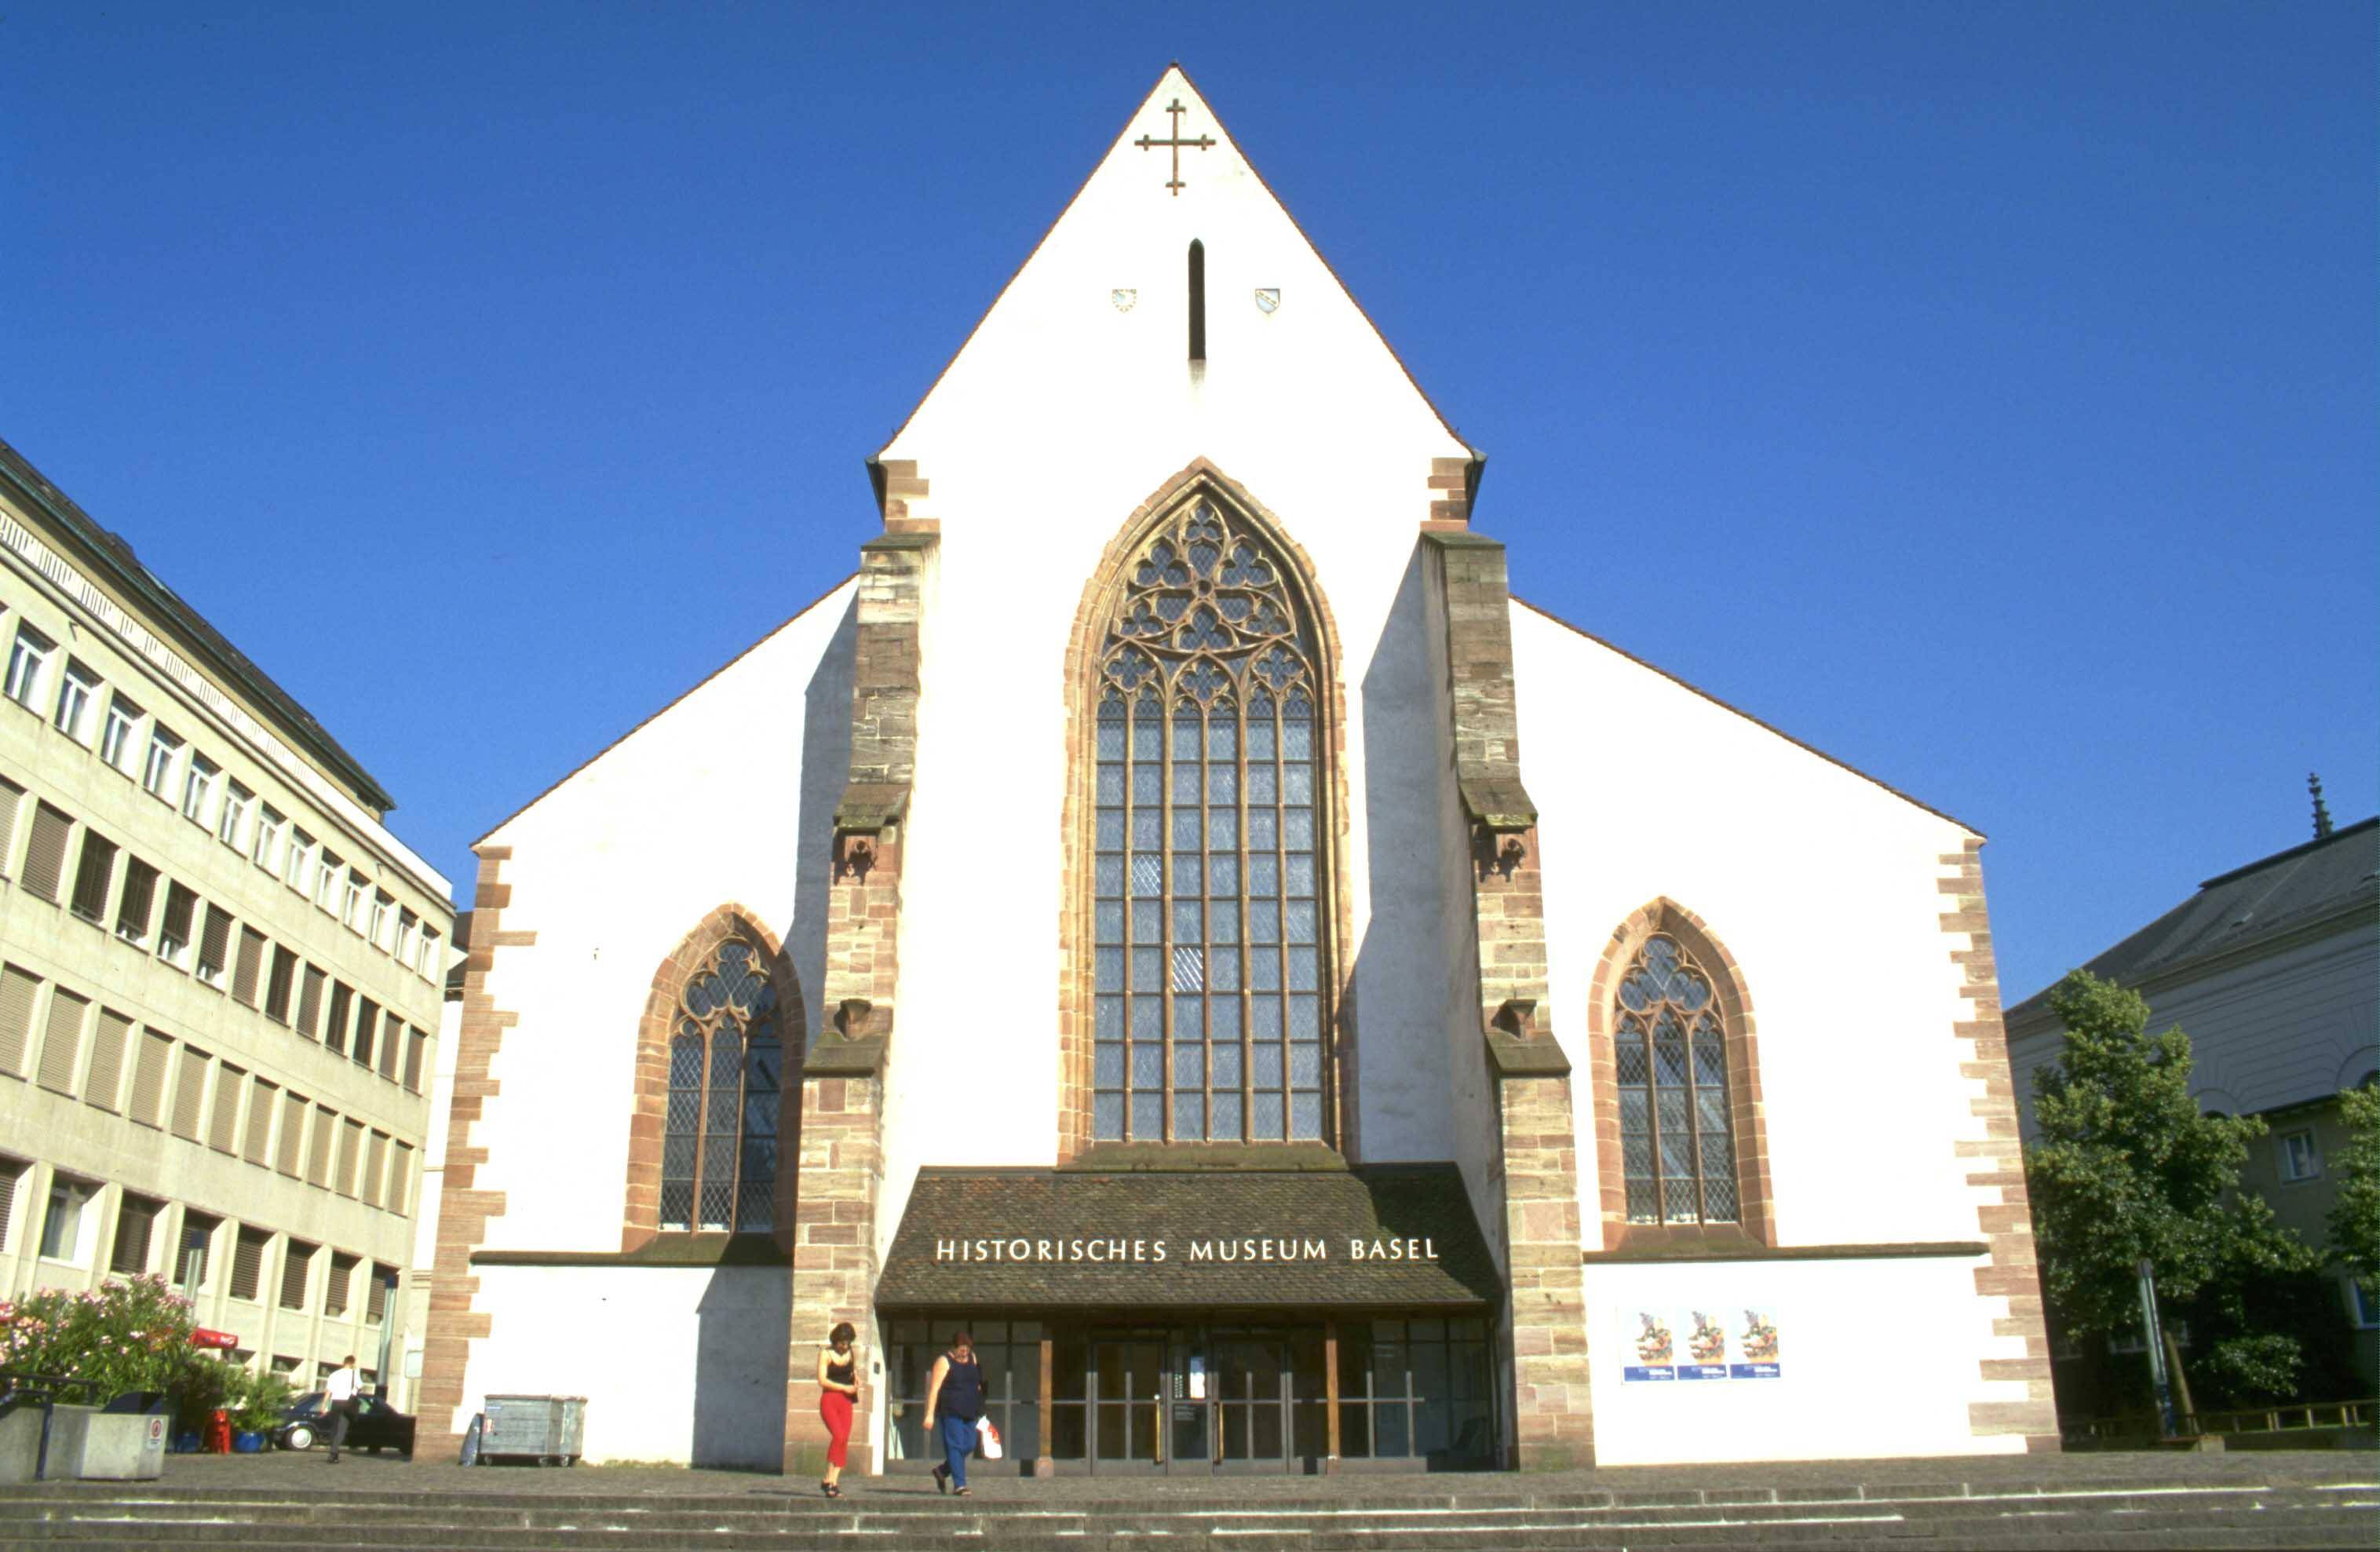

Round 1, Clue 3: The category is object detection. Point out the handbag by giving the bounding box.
[977,1417,1003,1460]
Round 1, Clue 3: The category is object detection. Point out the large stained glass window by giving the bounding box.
[660,940,781,1232]
[1614,934,1738,1225]
[1091,499,1327,1144]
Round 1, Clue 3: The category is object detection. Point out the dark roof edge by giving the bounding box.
[0,435,397,813]
[2199,815,2378,889]
[1511,597,1980,836]
[473,571,860,847]
[2004,893,2380,1032]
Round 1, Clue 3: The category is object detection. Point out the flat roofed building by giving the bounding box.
[0,436,453,1408]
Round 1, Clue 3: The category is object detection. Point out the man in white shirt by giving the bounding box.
[323,1355,362,1463]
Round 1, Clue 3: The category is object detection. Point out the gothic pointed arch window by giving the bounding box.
[660,940,782,1232]
[1612,931,1742,1226]
[1087,495,1333,1145]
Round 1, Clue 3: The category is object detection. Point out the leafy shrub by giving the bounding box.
[0,1275,268,1433]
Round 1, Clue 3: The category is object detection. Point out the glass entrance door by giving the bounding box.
[1061,1324,1314,1473]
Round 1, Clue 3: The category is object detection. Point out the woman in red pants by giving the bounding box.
[816,1322,860,1496]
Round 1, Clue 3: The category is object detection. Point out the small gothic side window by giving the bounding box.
[1090,498,1327,1145]
[659,941,781,1232]
[1615,934,1738,1225]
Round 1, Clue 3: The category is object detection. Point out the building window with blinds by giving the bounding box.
[1614,933,1741,1226]
[232,926,266,1005]
[171,1048,211,1141]
[367,1262,396,1324]
[111,1193,162,1276]
[37,988,87,1096]
[68,831,115,922]
[38,1175,96,1263]
[195,905,232,987]
[659,939,782,1233]
[228,1225,270,1302]
[209,1063,246,1154]
[21,802,72,904]
[176,1211,218,1291]
[115,858,158,945]
[276,1090,308,1176]
[0,1158,21,1252]
[84,1008,132,1112]
[130,1028,173,1127]
[158,882,197,969]
[279,1240,315,1311]
[1089,498,1333,1145]
[265,945,298,1022]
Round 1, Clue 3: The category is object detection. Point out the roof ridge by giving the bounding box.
[2199,813,2378,889]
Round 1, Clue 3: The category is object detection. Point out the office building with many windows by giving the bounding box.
[0,436,452,1404]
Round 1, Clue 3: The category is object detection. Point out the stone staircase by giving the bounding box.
[0,1475,2373,1550]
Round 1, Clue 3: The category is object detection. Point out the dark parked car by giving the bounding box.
[275,1392,417,1457]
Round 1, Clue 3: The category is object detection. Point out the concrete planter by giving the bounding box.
[45,1405,167,1481]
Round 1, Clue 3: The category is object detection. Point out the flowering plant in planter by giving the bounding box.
[0,1275,233,1431]
[1,1276,197,1399]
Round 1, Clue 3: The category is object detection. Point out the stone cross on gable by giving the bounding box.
[1136,98,1215,196]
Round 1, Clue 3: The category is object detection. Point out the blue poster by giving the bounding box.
[1728,1307,1781,1379]
[1620,1309,1674,1382]
[1677,1309,1729,1379]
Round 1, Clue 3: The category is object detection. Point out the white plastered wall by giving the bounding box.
[1513,601,2031,1455]
[468,1264,790,1467]
[432,585,853,1441]
[871,69,1478,1237]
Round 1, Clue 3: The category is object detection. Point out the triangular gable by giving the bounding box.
[880,63,1477,470]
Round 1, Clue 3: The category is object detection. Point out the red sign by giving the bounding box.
[190,1328,239,1350]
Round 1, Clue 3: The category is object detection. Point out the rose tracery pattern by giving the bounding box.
[662,940,781,1232]
[1614,934,1738,1225]
[1090,499,1327,1145]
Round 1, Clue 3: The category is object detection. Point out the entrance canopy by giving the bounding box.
[876,1164,1502,1310]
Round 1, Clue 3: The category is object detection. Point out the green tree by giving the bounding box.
[2331,1081,2380,1298]
[2026,971,2321,1411]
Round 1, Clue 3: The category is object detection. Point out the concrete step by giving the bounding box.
[1,1499,2371,1549]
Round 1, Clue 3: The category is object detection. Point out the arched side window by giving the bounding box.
[1088,495,1331,1145]
[659,940,783,1233]
[1588,900,1770,1246]
[1613,935,1735,1225]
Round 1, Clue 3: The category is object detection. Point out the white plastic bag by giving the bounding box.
[977,1417,1003,1460]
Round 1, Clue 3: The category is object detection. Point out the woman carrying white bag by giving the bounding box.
[922,1331,995,1495]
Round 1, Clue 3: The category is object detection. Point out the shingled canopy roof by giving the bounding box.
[877,1166,1501,1311]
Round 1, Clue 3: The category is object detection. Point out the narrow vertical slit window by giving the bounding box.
[1188,239,1206,363]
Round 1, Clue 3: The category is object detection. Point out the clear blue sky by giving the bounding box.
[5,3,2371,1006]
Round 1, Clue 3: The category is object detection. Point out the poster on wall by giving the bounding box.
[1729,1307,1782,1379]
[1620,1308,1675,1382]
[1677,1309,1730,1381]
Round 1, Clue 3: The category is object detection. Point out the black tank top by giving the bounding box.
[827,1353,856,1387]
[936,1353,985,1421]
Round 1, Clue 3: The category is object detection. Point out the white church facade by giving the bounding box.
[419,68,2055,1474]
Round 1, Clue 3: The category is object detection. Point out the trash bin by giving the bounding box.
[77,1411,167,1481]
[480,1395,587,1464]
[41,1400,166,1481]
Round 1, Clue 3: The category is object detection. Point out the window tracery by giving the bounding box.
[1090,499,1327,1144]
[1614,934,1738,1225]
[660,940,781,1232]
